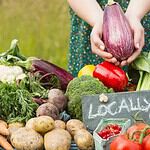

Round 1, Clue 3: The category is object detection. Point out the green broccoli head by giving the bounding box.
[65,75,113,120]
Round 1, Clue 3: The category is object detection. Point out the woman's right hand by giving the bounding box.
[90,21,120,65]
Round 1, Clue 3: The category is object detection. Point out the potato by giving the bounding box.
[74,129,94,150]
[44,129,71,150]
[11,127,44,150]
[8,122,24,136]
[54,120,66,129]
[26,118,37,129]
[9,122,24,128]
[48,89,67,112]
[34,116,55,134]
[36,103,59,120]
[26,116,55,134]
[66,119,86,136]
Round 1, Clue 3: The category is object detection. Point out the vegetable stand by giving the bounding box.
[0,0,150,147]
[0,39,150,150]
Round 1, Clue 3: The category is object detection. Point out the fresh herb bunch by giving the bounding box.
[0,72,50,123]
[0,81,38,123]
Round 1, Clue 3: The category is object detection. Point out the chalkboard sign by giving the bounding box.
[82,90,150,131]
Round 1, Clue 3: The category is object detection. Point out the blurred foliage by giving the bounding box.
[0,0,70,69]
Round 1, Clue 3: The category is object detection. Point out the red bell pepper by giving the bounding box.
[110,135,142,150]
[93,61,128,91]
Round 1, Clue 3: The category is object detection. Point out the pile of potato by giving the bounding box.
[4,116,94,150]
[0,89,94,150]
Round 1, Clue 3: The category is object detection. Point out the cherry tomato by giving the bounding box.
[114,130,120,134]
[98,124,122,139]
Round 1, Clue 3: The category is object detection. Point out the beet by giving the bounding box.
[36,103,59,120]
[48,89,67,112]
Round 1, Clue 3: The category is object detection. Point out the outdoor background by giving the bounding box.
[0,0,70,69]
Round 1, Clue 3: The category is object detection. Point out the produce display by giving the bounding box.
[0,0,150,149]
[0,40,95,149]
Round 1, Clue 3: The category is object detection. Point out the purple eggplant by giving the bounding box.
[33,59,73,90]
[102,0,134,61]
[17,58,74,90]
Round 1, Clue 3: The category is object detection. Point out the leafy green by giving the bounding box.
[20,74,49,98]
[0,40,27,67]
[132,55,150,73]
[0,72,49,123]
[0,81,38,123]
[131,51,150,91]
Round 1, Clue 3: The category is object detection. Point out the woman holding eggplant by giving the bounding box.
[67,0,150,77]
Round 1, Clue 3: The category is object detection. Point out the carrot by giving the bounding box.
[0,120,9,136]
[0,135,13,150]
[0,120,7,127]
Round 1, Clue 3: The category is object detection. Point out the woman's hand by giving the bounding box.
[90,21,120,65]
[120,15,145,67]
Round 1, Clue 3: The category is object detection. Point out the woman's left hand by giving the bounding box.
[120,14,145,67]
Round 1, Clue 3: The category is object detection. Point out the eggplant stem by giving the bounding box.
[108,0,116,5]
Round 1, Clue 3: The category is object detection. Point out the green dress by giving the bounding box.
[68,0,150,77]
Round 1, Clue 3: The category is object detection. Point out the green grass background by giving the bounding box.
[0,0,70,69]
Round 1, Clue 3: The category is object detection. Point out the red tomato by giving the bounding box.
[110,135,142,150]
[98,124,122,139]
[142,135,150,150]
[127,123,150,141]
